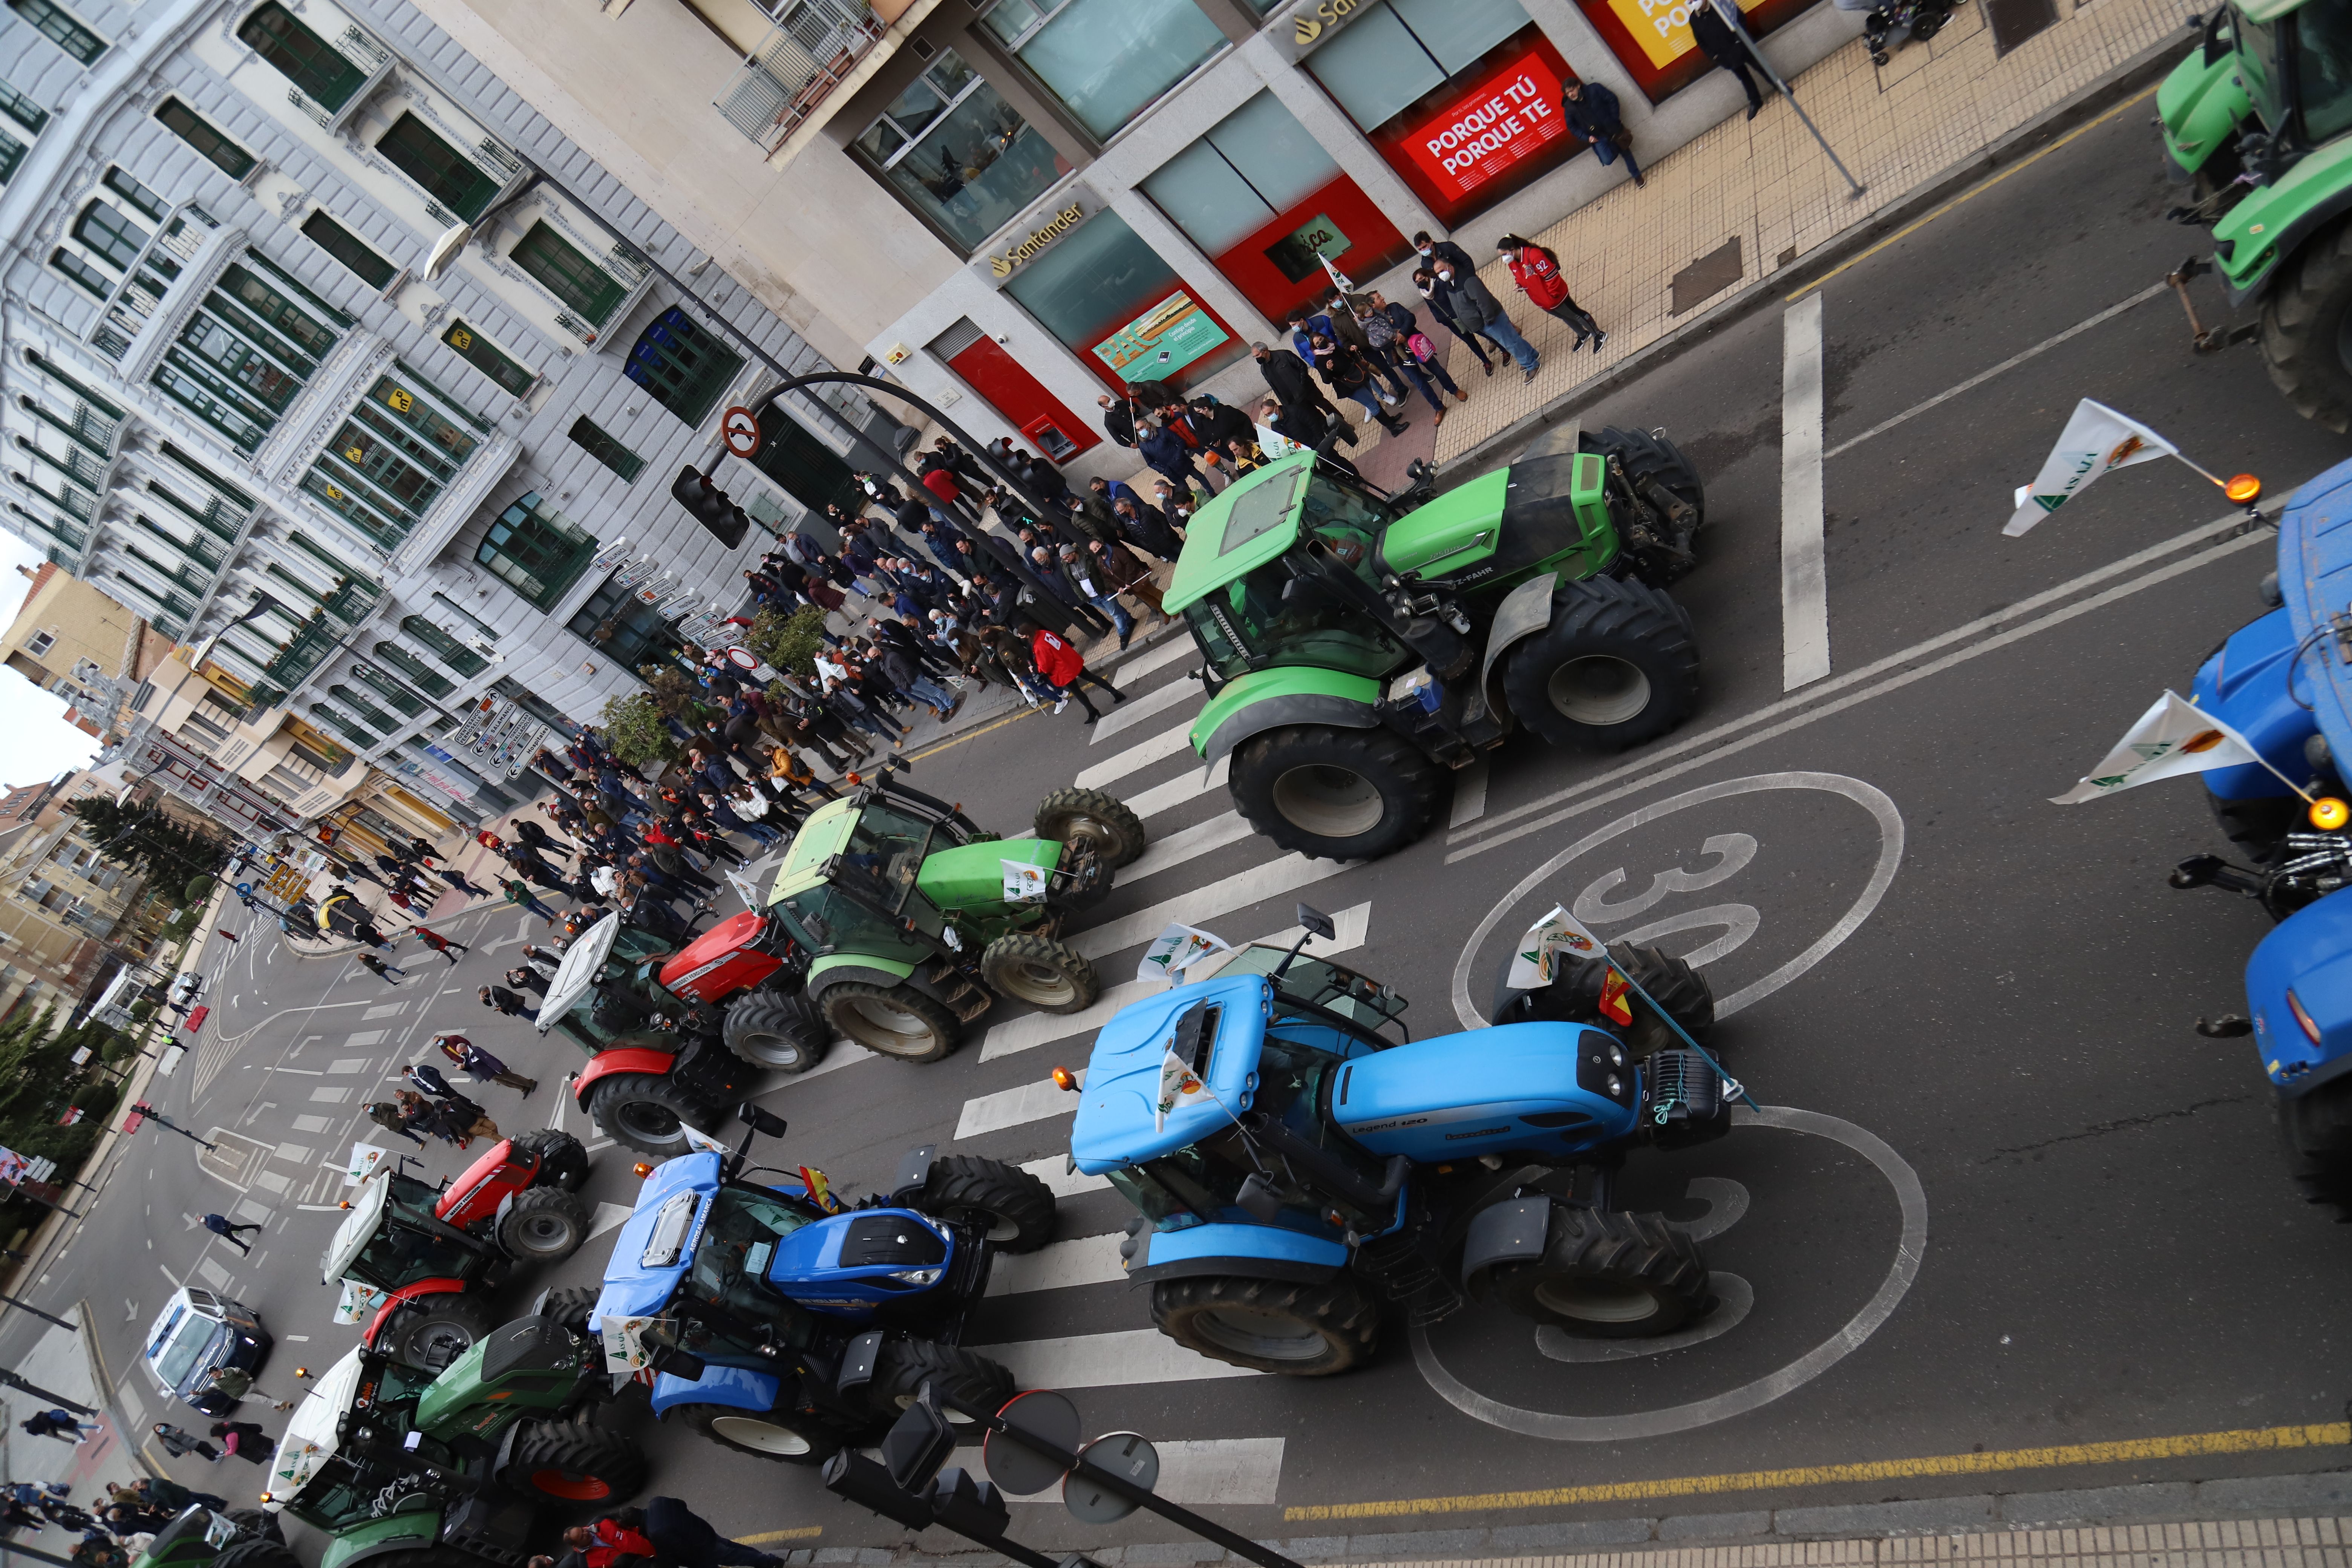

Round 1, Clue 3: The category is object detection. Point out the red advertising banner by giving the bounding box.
[1400,43,1573,204]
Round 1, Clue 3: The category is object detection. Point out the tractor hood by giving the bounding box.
[320,1170,391,1283]
[1071,972,1273,1174]
[594,1152,722,1324]
[537,912,625,1033]
[1376,469,1509,577]
[916,838,1060,912]
[262,1346,365,1510]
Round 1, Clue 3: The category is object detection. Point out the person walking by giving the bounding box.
[215,929,239,946]
[480,984,535,1023]
[355,953,406,985]
[1029,625,1126,723]
[440,866,490,900]
[409,926,469,965]
[1562,77,1643,186]
[365,1099,427,1147]
[1429,257,1540,381]
[1310,332,1409,436]
[436,1034,536,1096]
[199,1213,260,1254]
[1083,536,1165,625]
[1056,542,1136,649]
[1498,235,1605,352]
[24,1410,96,1445]
[1690,0,1768,117]
[503,879,559,925]
[150,1424,218,1461]
[1136,416,1210,505]
[207,1422,270,1465]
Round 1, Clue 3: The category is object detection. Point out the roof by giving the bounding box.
[2239,0,2309,21]
[13,564,55,623]
[770,796,859,903]
[321,1170,390,1283]
[1162,456,1316,612]
[1070,972,1274,1173]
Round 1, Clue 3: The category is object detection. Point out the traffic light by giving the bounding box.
[672,466,749,548]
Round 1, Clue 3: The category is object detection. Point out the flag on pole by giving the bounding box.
[1505,904,1611,989]
[1318,248,1355,297]
[1154,1047,1213,1132]
[2049,690,2265,804]
[2004,400,2180,536]
[1137,922,1230,986]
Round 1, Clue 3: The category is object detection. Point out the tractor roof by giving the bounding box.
[768,796,861,904]
[1069,971,1273,1174]
[1163,455,1316,613]
[594,1150,722,1325]
[262,1346,365,1510]
[320,1169,391,1283]
[537,911,625,1033]
[2238,0,2306,21]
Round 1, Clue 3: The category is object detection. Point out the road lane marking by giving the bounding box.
[954,1071,1084,1140]
[970,1328,1259,1388]
[1074,720,1195,790]
[589,1202,632,1240]
[1071,852,1350,960]
[362,1002,407,1019]
[1283,1420,2351,1522]
[1110,634,1200,684]
[735,1528,823,1545]
[984,1232,1123,1296]
[1128,757,1228,820]
[1118,811,1253,886]
[1780,291,1829,691]
[1088,675,1196,743]
[1017,1155,1107,1196]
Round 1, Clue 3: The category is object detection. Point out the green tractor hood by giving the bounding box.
[411,1317,591,1440]
[2156,39,2253,176]
[915,838,1061,913]
[2214,131,2352,299]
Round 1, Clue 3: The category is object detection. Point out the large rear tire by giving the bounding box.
[818,981,959,1063]
[1471,1206,1713,1338]
[536,1284,600,1336]
[1034,786,1148,867]
[1150,1275,1378,1376]
[1609,941,1715,1053]
[675,1401,841,1466]
[2261,219,2352,433]
[378,1294,494,1372]
[213,1544,301,1568]
[868,1338,1014,1426]
[1229,724,1444,862]
[1505,576,1698,749]
[722,988,828,1074]
[497,1418,646,1507]
[512,1128,589,1191]
[582,1071,715,1157]
[2280,1079,2352,1213]
[496,1185,591,1263]
[915,1155,1057,1252]
[2210,787,2300,867]
[222,1510,283,1544]
[978,932,1099,1015]
[1583,425,1705,585]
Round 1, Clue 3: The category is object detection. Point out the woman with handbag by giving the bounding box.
[1369,292,1468,422]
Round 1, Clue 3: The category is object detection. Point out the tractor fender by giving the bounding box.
[434,1138,529,1227]
[649,1360,781,1419]
[360,1279,468,1349]
[572,1046,680,1102]
[1127,1219,1349,1286]
[2248,889,2352,1096]
[1461,1196,1552,1285]
[315,1510,441,1568]
[2218,139,2352,304]
[1478,570,1561,724]
[2190,608,2313,801]
[1191,667,1386,769]
[804,953,916,1004]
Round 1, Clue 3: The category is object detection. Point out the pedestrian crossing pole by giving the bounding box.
[1714,0,1867,198]
[0,1291,77,1331]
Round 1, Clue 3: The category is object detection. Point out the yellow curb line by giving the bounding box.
[738,1527,824,1544]
[1282,1421,2352,1522]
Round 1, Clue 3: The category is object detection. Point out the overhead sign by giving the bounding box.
[1402,44,1573,202]
[1092,291,1228,383]
[990,202,1086,279]
[721,407,762,459]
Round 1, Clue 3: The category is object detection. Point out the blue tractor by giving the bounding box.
[586,1106,1054,1462]
[2166,457,2352,1210]
[1061,913,1731,1375]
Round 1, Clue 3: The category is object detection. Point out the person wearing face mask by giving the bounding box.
[1498,234,1606,353]
[1427,257,1541,381]
[1414,263,1498,376]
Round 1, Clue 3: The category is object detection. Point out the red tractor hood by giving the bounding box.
[658,911,782,1002]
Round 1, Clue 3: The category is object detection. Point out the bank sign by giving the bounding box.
[1402,44,1573,202]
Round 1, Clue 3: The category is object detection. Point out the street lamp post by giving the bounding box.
[129,1102,217,1152]
[0,1291,78,1331]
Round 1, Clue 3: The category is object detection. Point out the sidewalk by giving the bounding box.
[0,1305,158,1510]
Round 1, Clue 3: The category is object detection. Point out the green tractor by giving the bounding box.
[131,1505,297,1568]
[2158,0,2352,426]
[261,1304,645,1568]
[1169,432,1704,861]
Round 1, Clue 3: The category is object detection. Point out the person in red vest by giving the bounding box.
[1498,235,1605,354]
[1029,625,1126,723]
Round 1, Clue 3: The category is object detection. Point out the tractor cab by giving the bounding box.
[2161,0,2352,205]
[322,1167,488,1296]
[535,915,684,1054]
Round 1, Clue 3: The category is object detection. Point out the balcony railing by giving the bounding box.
[715,0,884,155]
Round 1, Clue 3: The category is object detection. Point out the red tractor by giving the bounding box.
[322,1129,590,1369]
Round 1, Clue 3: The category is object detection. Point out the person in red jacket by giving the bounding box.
[1030,625,1126,723]
[1498,235,1605,353]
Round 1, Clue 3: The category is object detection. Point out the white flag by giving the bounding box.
[2050,690,2264,804]
[1505,904,1610,990]
[2004,399,2179,536]
[332,1279,387,1324]
[678,1121,731,1156]
[1154,1047,1214,1132]
[600,1314,660,1375]
[1001,859,1049,904]
[1137,922,1230,986]
[344,1143,393,1187]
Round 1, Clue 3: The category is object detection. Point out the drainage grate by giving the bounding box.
[1985,0,2056,54]
[1671,236,1745,316]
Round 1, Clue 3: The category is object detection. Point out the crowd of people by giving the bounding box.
[3,1467,248,1568]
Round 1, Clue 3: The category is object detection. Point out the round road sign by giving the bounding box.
[1064,1432,1157,1524]
[984,1389,1078,1497]
[721,406,761,459]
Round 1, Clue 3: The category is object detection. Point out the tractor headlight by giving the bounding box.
[1606,1074,1623,1098]
[889,1267,943,1286]
[1608,1044,1624,1068]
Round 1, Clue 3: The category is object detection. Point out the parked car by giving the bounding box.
[143,1286,271,1416]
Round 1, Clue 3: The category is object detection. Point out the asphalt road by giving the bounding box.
[11,89,2352,1563]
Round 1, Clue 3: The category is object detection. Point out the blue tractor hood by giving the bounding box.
[2281,458,2352,770]
[1071,972,1272,1175]
[593,1151,721,1327]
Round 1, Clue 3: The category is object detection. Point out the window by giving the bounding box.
[347,660,426,717]
[851,47,1066,253]
[156,100,256,179]
[24,630,54,657]
[441,320,533,396]
[219,262,338,358]
[72,203,148,272]
[509,221,623,326]
[236,3,366,110]
[375,113,497,221]
[567,416,642,481]
[1003,208,1242,394]
[372,640,454,698]
[103,168,165,220]
[302,374,481,545]
[50,248,112,299]
[300,211,394,289]
[567,573,689,674]
[0,79,47,133]
[749,412,853,516]
[2298,5,2352,144]
[476,493,597,610]
[980,0,1222,140]
[623,307,741,427]
[150,263,336,449]
[9,0,106,63]
[398,615,488,677]
[0,128,23,187]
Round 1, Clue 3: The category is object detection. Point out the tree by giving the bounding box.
[0,1004,68,1123]
[66,798,225,884]
[597,692,678,768]
[747,605,827,679]
[184,874,216,904]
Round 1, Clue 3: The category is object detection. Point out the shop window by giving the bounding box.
[1003,208,1243,396]
[0,80,48,134]
[300,210,396,290]
[567,573,690,675]
[1142,92,1412,325]
[1576,0,1811,98]
[476,492,598,610]
[237,3,366,110]
[441,320,534,397]
[72,203,147,272]
[372,640,455,698]
[301,373,481,547]
[9,0,105,63]
[398,614,489,677]
[1304,0,1585,225]
[980,0,1223,141]
[376,113,499,221]
[622,307,741,428]
[156,100,256,180]
[567,416,643,481]
[850,47,1067,254]
[509,220,625,327]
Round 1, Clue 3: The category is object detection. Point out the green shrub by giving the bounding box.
[598,691,678,768]
[184,874,215,903]
[747,605,827,679]
[128,1000,154,1022]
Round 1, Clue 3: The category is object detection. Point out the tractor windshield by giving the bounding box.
[2241,8,2287,130]
[1185,558,1409,683]
[840,803,936,916]
[684,1185,816,1323]
[342,1181,475,1292]
[1219,946,1408,1039]
[2296,4,2352,142]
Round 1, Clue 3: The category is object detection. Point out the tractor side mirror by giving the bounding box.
[738,1103,788,1139]
[1295,904,1337,942]
[1236,1174,1285,1222]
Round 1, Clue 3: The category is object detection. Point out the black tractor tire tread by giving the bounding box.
[1035,786,1149,867]
[978,931,1101,1016]
[1607,941,1717,1046]
[2261,217,2352,433]
[222,1511,285,1544]
[868,1338,1014,1423]
[721,988,829,1075]
[537,1284,601,1336]
[212,1542,301,1568]
[583,1071,714,1157]
[1476,1207,1713,1338]
[381,1294,495,1372]
[497,1184,592,1263]
[1149,1274,1380,1377]
[511,1128,590,1191]
[674,1401,842,1466]
[1228,724,1445,862]
[2280,1078,2352,1213]
[498,1417,648,1507]
[2210,788,2301,867]
[1583,424,1705,522]
[918,1155,1057,1253]
[818,981,960,1064]
[1505,575,1700,749]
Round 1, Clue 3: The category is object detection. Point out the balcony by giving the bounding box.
[715,0,886,156]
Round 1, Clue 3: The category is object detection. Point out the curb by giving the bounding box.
[1438,31,2196,479]
[74,1294,164,1480]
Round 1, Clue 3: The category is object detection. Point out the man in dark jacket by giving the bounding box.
[1690,0,1767,115]
[1188,395,1255,455]
[1562,78,1643,184]
[1253,341,1334,418]
[1136,419,1208,503]
[1111,496,1184,563]
[1097,392,1138,448]
[1431,258,1541,380]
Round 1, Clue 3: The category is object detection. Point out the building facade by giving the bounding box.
[0,0,903,847]
[0,768,157,1021]
[399,0,1869,482]
[0,561,158,742]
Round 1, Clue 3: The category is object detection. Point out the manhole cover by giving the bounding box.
[1671,236,1744,315]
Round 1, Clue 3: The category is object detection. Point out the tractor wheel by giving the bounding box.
[2279,1079,2352,1213]
[1584,424,1706,577]
[1034,786,1148,867]
[497,1186,592,1263]
[2261,219,2352,432]
[914,1155,1057,1252]
[1473,1207,1714,1338]
[819,981,959,1063]
[497,1418,646,1507]
[537,1284,600,1336]
[674,1401,840,1465]
[213,1542,300,1568]
[2210,787,2300,866]
[222,1510,283,1544]
[722,988,828,1074]
[1608,941,1716,1051]
[512,1128,590,1191]
[978,932,1100,1015]
[1229,724,1444,862]
[583,1072,716,1157]
[1150,1275,1378,1376]
[868,1338,1014,1426]
[379,1294,495,1372]
[1505,576,1698,749]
